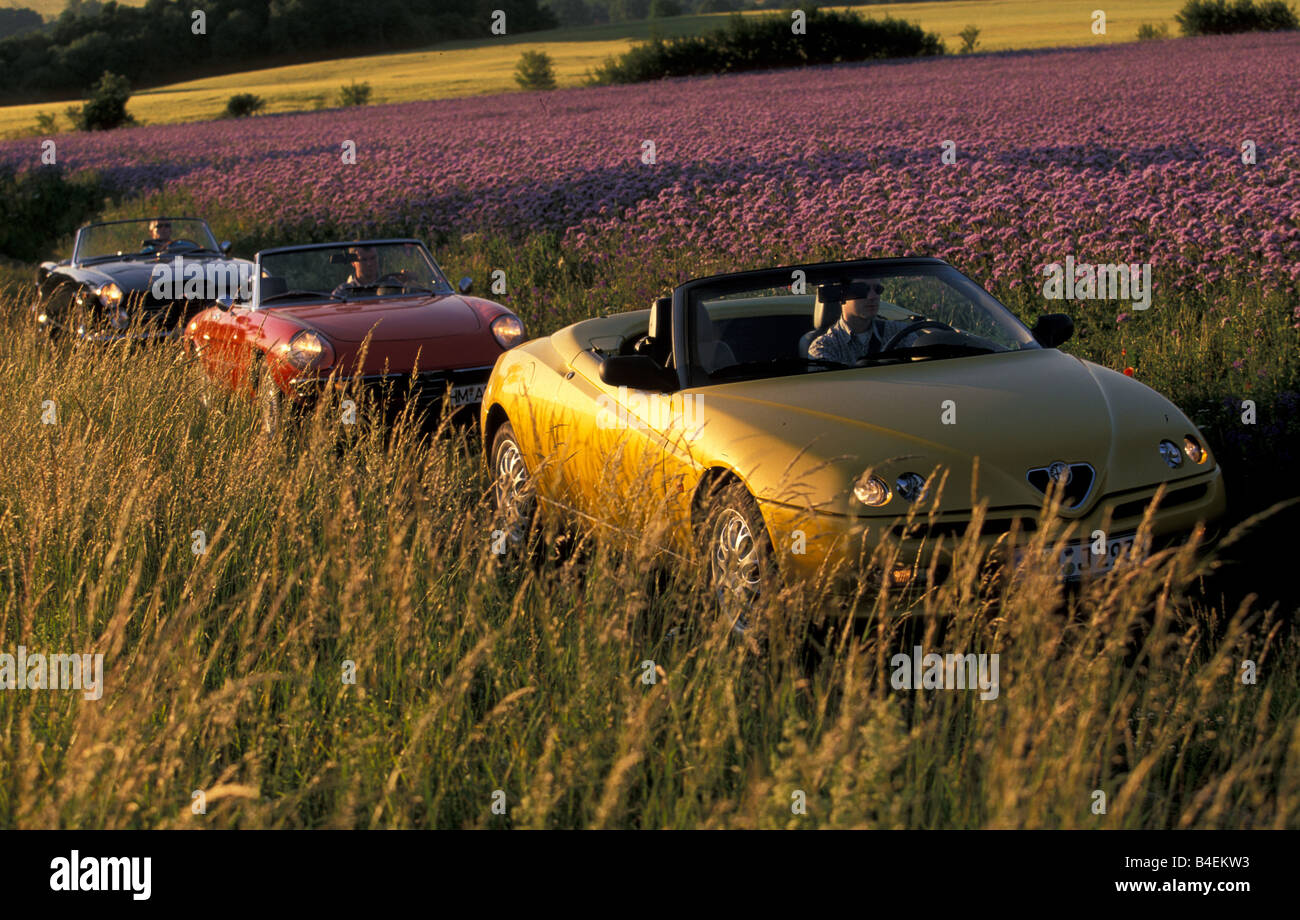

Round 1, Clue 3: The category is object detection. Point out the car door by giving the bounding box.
[559,348,688,539]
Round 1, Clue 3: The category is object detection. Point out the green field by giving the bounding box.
[0,1,1186,137]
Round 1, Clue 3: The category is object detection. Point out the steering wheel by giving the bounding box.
[160,239,201,252]
[882,319,956,353]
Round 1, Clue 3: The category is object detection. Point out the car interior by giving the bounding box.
[622,288,923,382]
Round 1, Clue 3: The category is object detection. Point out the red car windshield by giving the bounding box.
[257,242,452,302]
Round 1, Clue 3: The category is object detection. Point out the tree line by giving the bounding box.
[0,0,558,99]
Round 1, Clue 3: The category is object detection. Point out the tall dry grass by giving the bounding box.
[0,286,1295,829]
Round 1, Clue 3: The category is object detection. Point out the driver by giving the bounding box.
[143,218,172,249]
[808,279,913,364]
[333,246,381,295]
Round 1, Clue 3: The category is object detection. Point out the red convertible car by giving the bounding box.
[183,238,524,428]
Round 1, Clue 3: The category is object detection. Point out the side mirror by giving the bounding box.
[220,240,232,255]
[216,296,233,311]
[599,355,678,392]
[1031,313,1074,348]
[458,276,473,294]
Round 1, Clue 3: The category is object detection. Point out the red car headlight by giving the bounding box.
[491,314,525,350]
[279,330,335,371]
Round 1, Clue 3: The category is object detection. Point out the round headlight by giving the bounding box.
[854,474,891,507]
[96,282,123,310]
[1183,436,1206,465]
[283,330,335,371]
[491,314,525,350]
[896,472,927,503]
[1158,439,1183,469]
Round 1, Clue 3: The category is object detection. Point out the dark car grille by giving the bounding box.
[123,290,202,328]
[1026,462,1096,509]
[892,516,1037,540]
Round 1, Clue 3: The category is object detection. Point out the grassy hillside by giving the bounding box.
[0,0,1185,137]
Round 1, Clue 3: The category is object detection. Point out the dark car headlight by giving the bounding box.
[896,472,927,503]
[96,282,123,310]
[1158,440,1183,469]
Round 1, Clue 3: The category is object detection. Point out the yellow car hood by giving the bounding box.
[686,348,1209,517]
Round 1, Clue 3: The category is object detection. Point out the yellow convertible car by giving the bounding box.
[481,258,1225,625]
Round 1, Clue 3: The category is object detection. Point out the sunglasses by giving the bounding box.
[846,281,884,296]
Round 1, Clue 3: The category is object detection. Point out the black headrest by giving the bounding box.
[814,287,842,330]
[647,295,671,340]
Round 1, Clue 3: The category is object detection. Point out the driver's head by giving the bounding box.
[348,246,379,283]
[149,219,172,242]
[841,278,883,332]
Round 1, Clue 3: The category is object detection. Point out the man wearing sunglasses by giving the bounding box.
[332,245,381,295]
[808,278,914,365]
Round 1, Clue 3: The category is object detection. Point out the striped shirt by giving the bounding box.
[808,316,913,365]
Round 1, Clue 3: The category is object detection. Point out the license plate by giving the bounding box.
[448,383,486,409]
[1016,533,1138,579]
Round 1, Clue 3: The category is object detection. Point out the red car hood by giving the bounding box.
[274,293,482,343]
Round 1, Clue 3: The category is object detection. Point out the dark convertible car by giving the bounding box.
[34,216,253,342]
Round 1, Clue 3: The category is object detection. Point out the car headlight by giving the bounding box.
[281,330,335,371]
[854,474,891,507]
[1183,435,1207,465]
[1158,439,1183,469]
[96,282,123,310]
[896,472,927,503]
[491,314,525,350]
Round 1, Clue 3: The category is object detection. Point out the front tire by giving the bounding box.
[699,480,776,636]
[491,421,536,550]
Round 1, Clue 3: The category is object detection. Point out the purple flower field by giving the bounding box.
[3,32,1298,296]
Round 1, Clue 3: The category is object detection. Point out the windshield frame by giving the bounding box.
[672,258,1039,388]
[73,217,220,264]
[249,239,454,308]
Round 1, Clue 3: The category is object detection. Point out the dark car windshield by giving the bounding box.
[256,242,453,304]
[687,265,1038,384]
[76,219,220,262]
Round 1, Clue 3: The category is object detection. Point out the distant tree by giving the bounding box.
[0,7,43,41]
[34,111,59,134]
[338,80,373,106]
[1136,22,1170,40]
[543,0,596,27]
[515,49,557,90]
[650,0,683,17]
[223,92,266,117]
[70,70,135,131]
[1176,0,1299,34]
[958,24,980,53]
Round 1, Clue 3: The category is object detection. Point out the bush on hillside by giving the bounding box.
[68,71,135,132]
[1175,0,1298,34]
[589,9,944,85]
